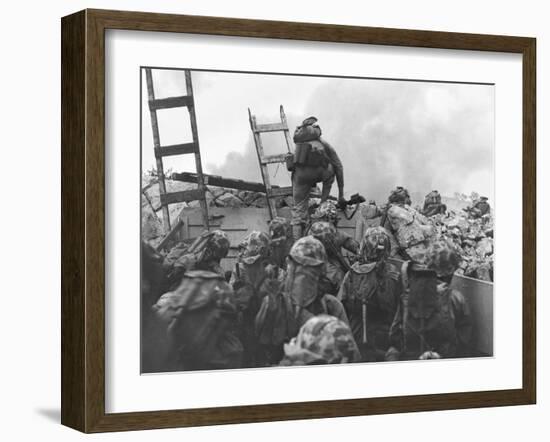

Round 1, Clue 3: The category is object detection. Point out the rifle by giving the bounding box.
[337,193,366,220]
[325,238,352,273]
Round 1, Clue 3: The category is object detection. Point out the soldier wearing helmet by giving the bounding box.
[308,202,359,291]
[422,190,447,217]
[279,315,360,366]
[231,231,283,367]
[308,221,347,294]
[268,216,294,271]
[284,236,350,328]
[381,186,434,264]
[289,116,346,240]
[337,227,401,361]
[153,270,243,371]
[386,239,473,361]
[309,200,359,255]
[163,230,230,290]
[388,186,412,205]
[463,196,491,219]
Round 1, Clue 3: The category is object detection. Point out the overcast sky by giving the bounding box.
[141,68,494,203]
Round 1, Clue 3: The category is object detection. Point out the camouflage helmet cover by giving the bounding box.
[388,186,411,204]
[312,200,339,223]
[426,239,462,277]
[239,230,271,265]
[268,216,292,239]
[309,221,337,247]
[302,116,318,126]
[360,226,391,262]
[289,235,327,267]
[209,230,231,259]
[189,229,230,261]
[282,315,358,364]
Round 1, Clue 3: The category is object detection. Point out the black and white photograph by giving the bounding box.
[140,67,494,373]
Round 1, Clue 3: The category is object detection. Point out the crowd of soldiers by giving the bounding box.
[141,184,487,372]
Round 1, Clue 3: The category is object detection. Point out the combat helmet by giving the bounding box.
[289,235,327,267]
[360,226,391,262]
[388,186,411,205]
[312,200,339,224]
[426,239,462,278]
[281,315,359,365]
[188,229,230,262]
[238,231,271,265]
[309,221,337,248]
[301,116,318,126]
[268,216,292,240]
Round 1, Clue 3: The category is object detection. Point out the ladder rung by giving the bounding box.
[268,186,293,198]
[254,122,287,133]
[160,188,205,206]
[149,95,193,111]
[155,142,197,158]
[261,153,288,165]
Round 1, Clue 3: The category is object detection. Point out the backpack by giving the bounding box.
[255,289,298,348]
[293,117,322,143]
[294,140,329,168]
[399,262,457,358]
[154,275,243,370]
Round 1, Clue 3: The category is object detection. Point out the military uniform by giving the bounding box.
[337,227,401,361]
[386,240,472,360]
[309,221,348,294]
[280,315,360,366]
[255,235,352,365]
[163,230,230,290]
[268,216,294,271]
[422,190,447,217]
[290,117,345,239]
[385,202,434,264]
[308,202,359,293]
[285,236,350,327]
[231,231,282,367]
[473,197,491,217]
[153,270,243,371]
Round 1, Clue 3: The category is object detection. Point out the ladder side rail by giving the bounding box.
[145,68,171,232]
[185,70,209,231]
[279,105,294,153]
[249,111,278,219]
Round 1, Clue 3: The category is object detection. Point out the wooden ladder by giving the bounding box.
[248,105,294,219]
[144,68,209,235]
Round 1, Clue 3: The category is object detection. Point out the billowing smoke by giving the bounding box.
[211,78,494,205]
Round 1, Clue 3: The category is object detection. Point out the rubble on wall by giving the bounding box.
[141,175,494,282]
[141,177,291,245]
[428,211,494,282]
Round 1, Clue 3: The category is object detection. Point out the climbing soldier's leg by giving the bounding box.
[291,174,311,241]
[320,164,336,203]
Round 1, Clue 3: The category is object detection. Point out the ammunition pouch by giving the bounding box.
[285,152,295,172]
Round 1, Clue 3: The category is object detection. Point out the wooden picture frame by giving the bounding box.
[61,9,536,433]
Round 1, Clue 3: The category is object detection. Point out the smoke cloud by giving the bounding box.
[209,78,494,204]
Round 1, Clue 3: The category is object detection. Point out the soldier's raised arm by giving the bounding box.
[320,137,345,202]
